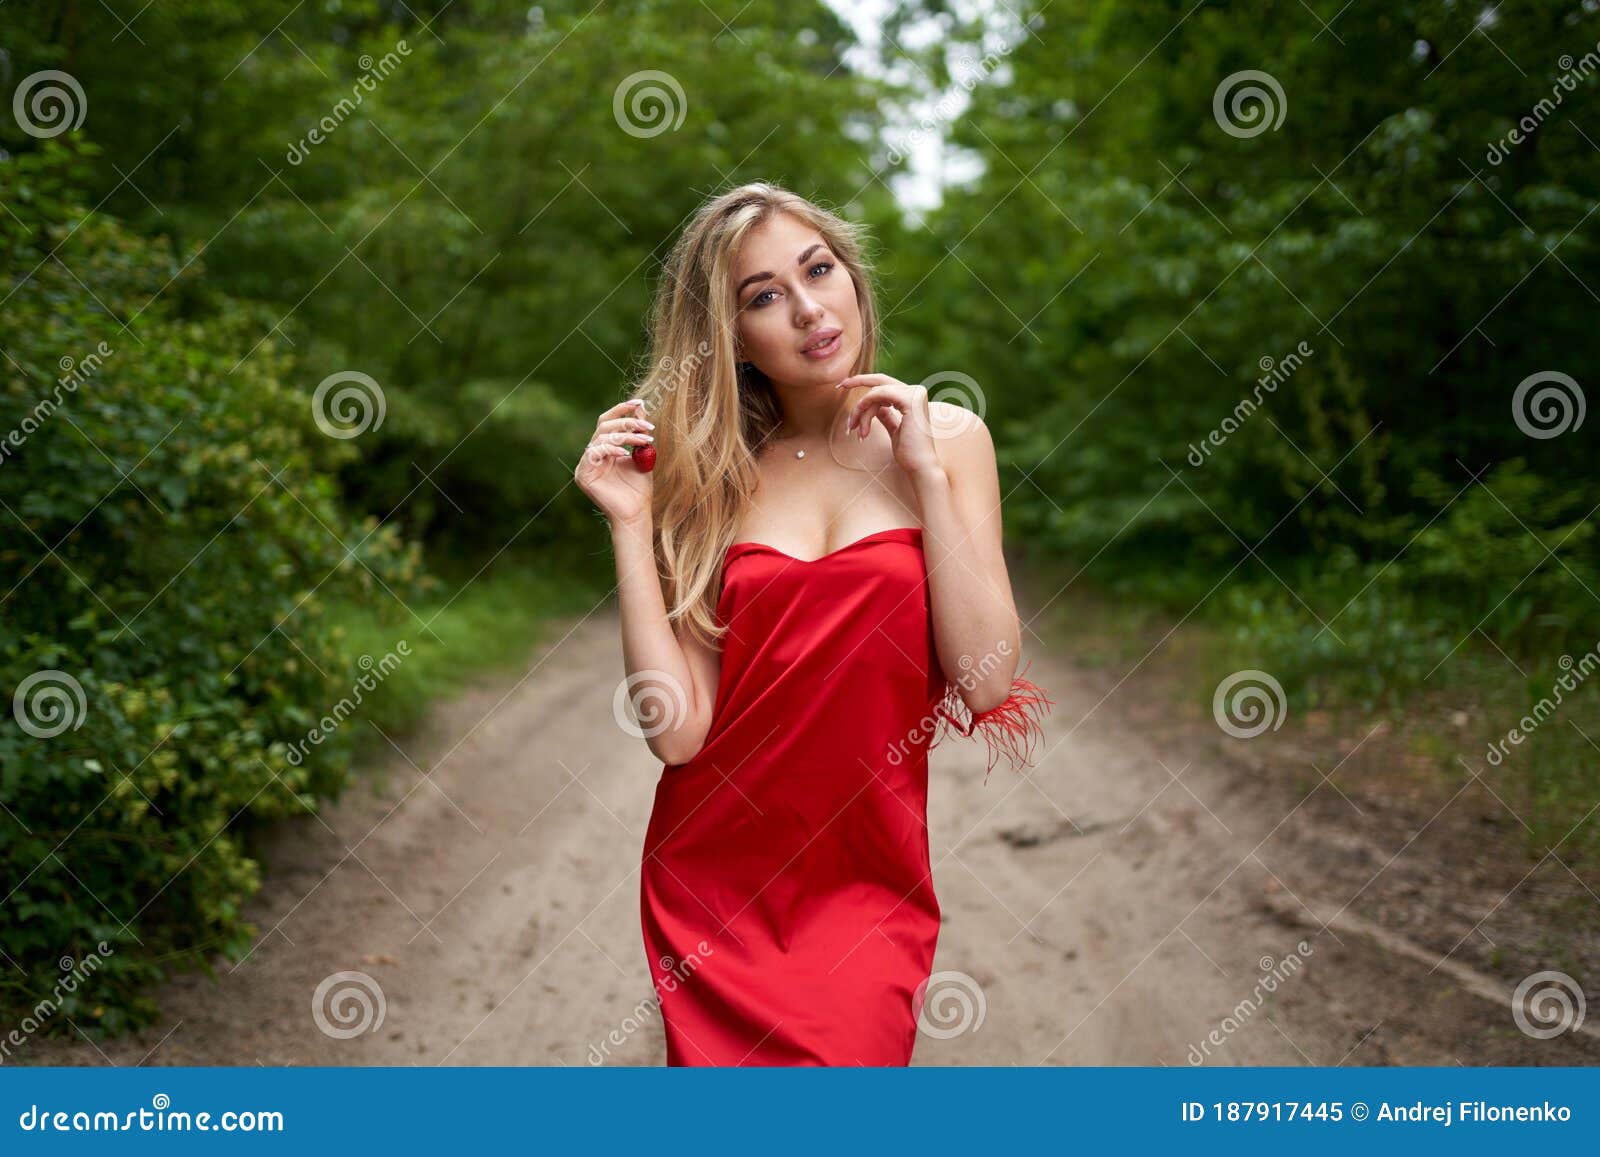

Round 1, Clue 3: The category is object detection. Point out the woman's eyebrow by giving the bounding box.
[735,243,829,297]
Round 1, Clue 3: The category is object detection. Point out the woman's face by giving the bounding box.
[731,212,860,388]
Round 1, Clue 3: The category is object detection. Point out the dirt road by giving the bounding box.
[24,605,1598,1067]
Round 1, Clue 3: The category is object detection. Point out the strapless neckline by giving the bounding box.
[724,525,922,565]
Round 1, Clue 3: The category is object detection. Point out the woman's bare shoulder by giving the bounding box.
[928,401,996,485]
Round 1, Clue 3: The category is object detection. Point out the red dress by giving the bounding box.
[639,525,1052,1066]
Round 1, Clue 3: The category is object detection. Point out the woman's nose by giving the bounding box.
[793,290,824,324]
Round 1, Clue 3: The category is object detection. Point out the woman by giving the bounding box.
[575,181,1052,1066]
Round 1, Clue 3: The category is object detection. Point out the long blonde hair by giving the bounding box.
[634,181,881,649]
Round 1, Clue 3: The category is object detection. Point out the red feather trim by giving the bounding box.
[928,659,1055,784]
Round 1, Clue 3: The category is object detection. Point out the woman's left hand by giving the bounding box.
[835,374,943,478]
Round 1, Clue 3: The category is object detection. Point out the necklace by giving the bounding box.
[769,428,815,460]
[775,416,848,459]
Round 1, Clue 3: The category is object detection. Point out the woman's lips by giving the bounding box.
[801,331,843,360]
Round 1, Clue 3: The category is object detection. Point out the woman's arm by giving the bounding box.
[839,379,1024,713]
[575,399,718,767]
[842,379,1050,778]
[609,516,719,766]
[910,408,1023,713]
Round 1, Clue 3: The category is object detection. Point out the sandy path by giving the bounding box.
[22,606,1573,1068]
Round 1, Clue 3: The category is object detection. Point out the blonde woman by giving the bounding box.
[576,181,1051,1066]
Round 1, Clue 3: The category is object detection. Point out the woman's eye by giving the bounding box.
[745,262,829,309]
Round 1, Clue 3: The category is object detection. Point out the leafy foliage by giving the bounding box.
[3,0,1598,1032]
[882,0,1598,694]
[0,139,426,1034]
[0,0,891,1038]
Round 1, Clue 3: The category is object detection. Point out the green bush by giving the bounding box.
[0,140,428,1038]
[1210,459,1598,713]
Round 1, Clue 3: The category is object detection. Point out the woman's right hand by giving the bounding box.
[575,399,656,528]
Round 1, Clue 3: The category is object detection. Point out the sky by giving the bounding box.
[823,0,1000,216]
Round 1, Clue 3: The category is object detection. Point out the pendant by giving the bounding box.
[796,450,806,459]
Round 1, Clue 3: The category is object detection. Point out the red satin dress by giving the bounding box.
[639,525,1052,1066]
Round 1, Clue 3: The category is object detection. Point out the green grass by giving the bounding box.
[1201,581,1598,865]
[323,554,611,757]
[1031,547,1600,873]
